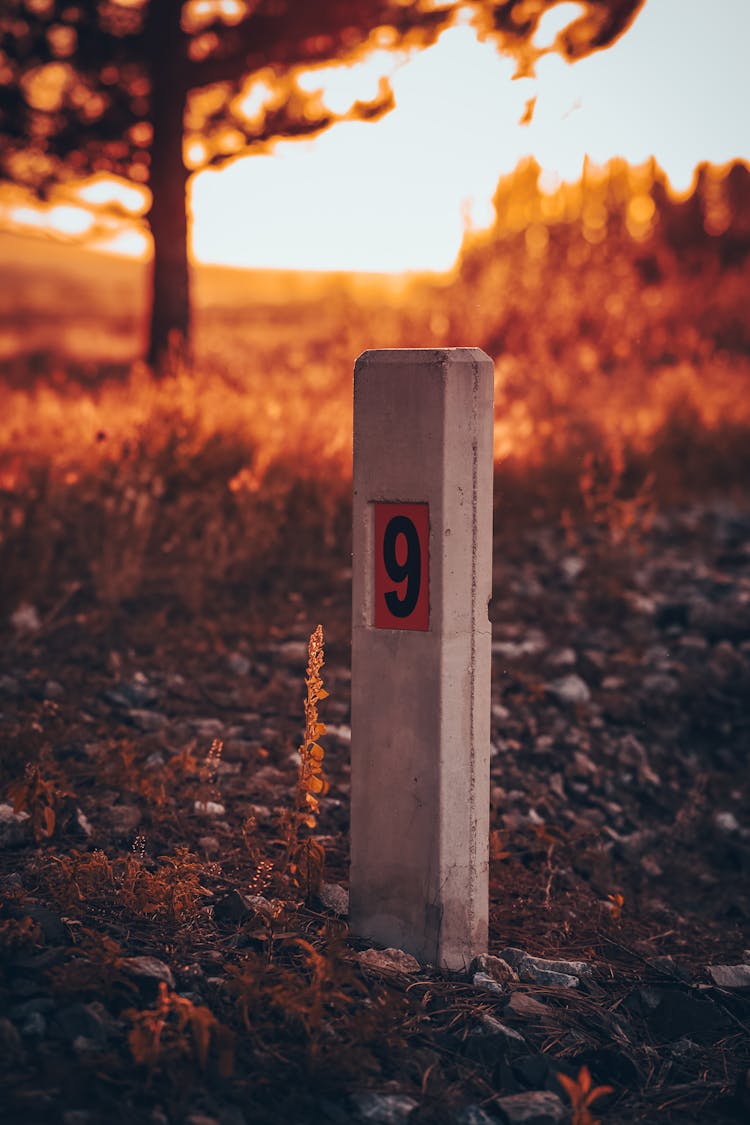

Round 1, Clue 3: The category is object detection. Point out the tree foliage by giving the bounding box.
[0,1,647,364]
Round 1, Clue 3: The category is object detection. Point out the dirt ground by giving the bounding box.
[1,500,749,1125]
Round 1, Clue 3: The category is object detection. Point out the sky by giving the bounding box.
[5,0,750,272]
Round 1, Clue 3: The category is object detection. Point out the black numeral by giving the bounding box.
[383,516,421,618]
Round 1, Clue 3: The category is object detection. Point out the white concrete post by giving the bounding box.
[350,348,494,970]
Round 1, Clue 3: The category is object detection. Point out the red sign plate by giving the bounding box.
[373,502,429,630]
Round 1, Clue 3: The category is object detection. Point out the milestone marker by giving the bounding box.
[350,348,494,970]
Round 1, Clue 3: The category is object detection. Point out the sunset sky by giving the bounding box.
[4,0,749,272]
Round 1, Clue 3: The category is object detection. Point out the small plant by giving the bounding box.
[606,892,625,922]
[8,763,62,841]
[557,1065,613,1125]
[125,981,234,1076]
[284,624,329,899]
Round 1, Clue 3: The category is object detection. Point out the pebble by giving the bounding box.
[456,1107,497,1125]
[127,708,168,732]
[226,652,252,676]
[472,971,506,996]
[10,603,41,633]
[714,811,740,834]
[495,1090,565,1124]
[357,947,421,975]
[0,802,32,848]
[546,674,591,705]
[319,882,349,915]
[352,1092,418,1123]
[120,956,175,991]
[707,964,750,989]
[194,800,226,817]
[477,1013,526,1045]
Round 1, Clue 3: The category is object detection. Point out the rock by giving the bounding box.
[477,1013,526,1045]
[707,964,750,989]
[10,603,41,633]
[214,890,273,924]
[319,882,349,915]
[560,556,584,581]
[473,972,506,996]
[715,811,741,834]
[456,1106,498,1125]
[517,954,593,985]
[198,835,220,856]
[546,675,590,705]
[226,652,252,676]
[472,954,519,984]
[191,718,225,739]
[495,1091,565,1124]
[43,679,65,700]
[506,993,552,1020]
[326,723,352,743]
[0,803,32,848]
[55,1002,116,1047]
[22,903,69,945]
[357,947,421,975]
[194,800,226,817]
[127,708,168,732]
[0,673,21,696]
[108,804,142,836]
[352,1092,418,1123]
[275,641,309,665]
[517,966,578,989]
[21,1011,46,1038]
[120,956,175,992]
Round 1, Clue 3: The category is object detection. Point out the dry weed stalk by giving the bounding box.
[284,624,329,898]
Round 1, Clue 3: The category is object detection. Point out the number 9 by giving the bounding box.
[383,516,421,618]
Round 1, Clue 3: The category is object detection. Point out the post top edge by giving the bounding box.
[355,347,492,369]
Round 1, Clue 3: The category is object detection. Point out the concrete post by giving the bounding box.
[350,348,494,970]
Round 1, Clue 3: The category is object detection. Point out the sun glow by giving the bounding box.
[2,0,748,271]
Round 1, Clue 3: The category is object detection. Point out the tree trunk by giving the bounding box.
[146,0,191,372]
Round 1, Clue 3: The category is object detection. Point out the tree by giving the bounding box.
[0,1,646,369]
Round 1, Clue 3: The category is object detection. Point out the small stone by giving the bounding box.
[456,1107,497,1125]
[506,993,552,1019]
[55,1002,114,1047]
[715,812,740,834]
[707,964,750,989]
[473,972,506,996]
[198,835,220,856]
[326,723,352,743]
[213,890,273,924]
[194,800,226,817]
[518,965,578,989]
[121,956,175,991]
[127,708,168,732]
[275,641,309,665]
[478,1013,526,1045]
[546,675,590,705]
[43,679,65,700]
[21,1011,46,1038]
[357,947,421,975]
[108,804,142,836]
[191,718,225,739]
[352,1092,418,1123]
[226,652,251,676]
[10,603,41,633]
[0,803,32,848]
[560,556,584,581]
[518,954,593,983]
[319,882,349,915]
[547,648,576,668]
[495,1090,565,1124]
